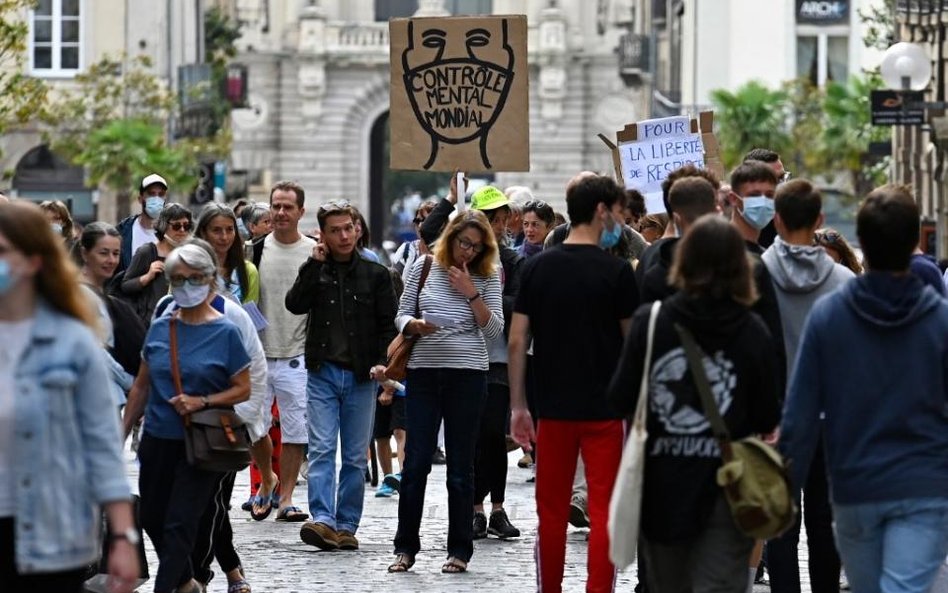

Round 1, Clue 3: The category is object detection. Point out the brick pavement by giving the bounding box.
[126,448,816,593]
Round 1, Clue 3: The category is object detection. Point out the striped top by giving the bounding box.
[396,256,503,371]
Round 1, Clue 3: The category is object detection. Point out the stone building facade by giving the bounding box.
[229,0,647,234]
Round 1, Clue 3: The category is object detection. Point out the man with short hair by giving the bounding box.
[115,173,168,276]
[510,174,639,593]
[761,179,853,593]
[638,176,718,303]
[780,184,948,593]
[743,148,787,249]
[251,181,318,523]
[286,201,397,551]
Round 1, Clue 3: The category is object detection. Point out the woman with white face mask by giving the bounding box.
[0,201,140,592]
[120,203,193,322]
[122,244,252,593]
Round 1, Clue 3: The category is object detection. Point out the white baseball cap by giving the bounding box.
[140,173,168,191]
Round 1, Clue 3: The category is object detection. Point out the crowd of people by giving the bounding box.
[0,148,946,593]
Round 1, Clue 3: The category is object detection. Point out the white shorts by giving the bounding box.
[268,355,308,445]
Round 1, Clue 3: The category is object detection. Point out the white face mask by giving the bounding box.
[171,283,210,308]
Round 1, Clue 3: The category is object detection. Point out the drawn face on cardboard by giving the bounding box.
[402,18,515,170]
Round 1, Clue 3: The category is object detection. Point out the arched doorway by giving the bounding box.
[368,110,452,249]
[12,145,93,222]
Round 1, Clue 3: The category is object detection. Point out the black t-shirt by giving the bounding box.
[515,243,639,420]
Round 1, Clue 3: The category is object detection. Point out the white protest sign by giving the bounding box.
[617,116,705,214]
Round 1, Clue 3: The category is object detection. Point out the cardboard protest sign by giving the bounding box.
[601,111,722,214]
[389,15,530,172]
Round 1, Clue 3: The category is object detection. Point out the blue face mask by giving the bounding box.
[144,197,164,219]
[0,260,14,296]
[236,219,250,240]
[599,215,622,249]
[740,195,775,231]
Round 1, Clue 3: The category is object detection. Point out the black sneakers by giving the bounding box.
[487,509,520,539]
[473,511,488,539]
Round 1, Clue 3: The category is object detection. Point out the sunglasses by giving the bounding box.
[524,199,549,210]
[169,274,207,288]
[456,237,485,254]
[169,222,192,232]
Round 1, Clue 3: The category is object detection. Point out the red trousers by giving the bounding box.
[535,418,623,593]
[249,400,283,495]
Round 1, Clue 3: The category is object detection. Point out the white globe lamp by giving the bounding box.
[881,42,932,90]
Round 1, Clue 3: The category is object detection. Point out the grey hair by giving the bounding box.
[248,204,270,225]
[505,185,533,210]
[165,243,217,280]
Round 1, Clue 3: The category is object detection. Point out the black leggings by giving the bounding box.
[191,471,242,584]
[138,434,224,593]
[474,382,510,505]
[0,518,86,592]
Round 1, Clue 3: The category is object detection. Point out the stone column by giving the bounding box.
[414,0,449,17]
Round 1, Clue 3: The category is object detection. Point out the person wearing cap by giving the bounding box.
[115,173,169,278]
[418,180,524,543]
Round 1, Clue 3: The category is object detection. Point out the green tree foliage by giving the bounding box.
[710,82,791,170]
[820,74,889,196]
[43,54,230,209]
[711,76,889,198]
[858,0,896,51]
[0,0,48,153]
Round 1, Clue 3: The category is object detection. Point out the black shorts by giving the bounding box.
[373,396,406,439]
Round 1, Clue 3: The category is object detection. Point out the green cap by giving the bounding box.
[470,185,510,211]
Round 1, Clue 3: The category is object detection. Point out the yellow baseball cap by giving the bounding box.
[470,186,510,211]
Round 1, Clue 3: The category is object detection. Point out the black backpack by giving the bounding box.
[104,294,147,377]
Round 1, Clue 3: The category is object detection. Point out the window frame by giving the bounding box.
[795,25,849,87]
[29,0,84,78]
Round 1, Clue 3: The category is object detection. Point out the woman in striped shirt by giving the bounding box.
[389,210,503,575]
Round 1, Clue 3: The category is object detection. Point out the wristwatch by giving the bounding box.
[109,527,141,546]
[201,396,210,409]
[466,292,481,304]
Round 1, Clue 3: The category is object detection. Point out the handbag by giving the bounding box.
[608,300,661,569]
[170,314,252,473]
[385,254,433,381]
[674,323,796,540]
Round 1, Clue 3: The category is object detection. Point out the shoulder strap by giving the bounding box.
[632,301,662,429]
[169,313,191,428]
[414,255,433,317]
[674,323,732,444]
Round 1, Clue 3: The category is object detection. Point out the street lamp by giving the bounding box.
[881,42,932,91]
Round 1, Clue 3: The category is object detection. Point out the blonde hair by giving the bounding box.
[433,210,498,277]
[0,201,95,327]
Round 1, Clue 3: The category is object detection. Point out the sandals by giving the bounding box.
[250,480,279,521]
[387,553,415,573]
[275,506,308,522]
[441,556,468,574]
[227,579,251,593]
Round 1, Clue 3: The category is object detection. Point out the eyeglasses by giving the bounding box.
[456,237,485,254]
[814,230,842,245]
[169,274,207,288]
[319,200,351,213]
[169,222,192,232]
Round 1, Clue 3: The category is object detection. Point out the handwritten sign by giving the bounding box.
[617,116,706,213]
[389,15,530,172]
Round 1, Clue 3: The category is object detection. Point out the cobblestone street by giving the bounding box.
[125,447,827,593]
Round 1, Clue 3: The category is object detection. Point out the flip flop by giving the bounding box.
[441,556,467,574]
[250,494,272,521]
[275,506,309,522]
[387,553,415,573]
[251,479,279,519]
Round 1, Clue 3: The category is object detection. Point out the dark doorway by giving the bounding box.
[12,144,95,222]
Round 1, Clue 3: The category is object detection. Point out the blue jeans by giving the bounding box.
[306,362,377,533]
[394,368,487,562]
[833,497,948,593]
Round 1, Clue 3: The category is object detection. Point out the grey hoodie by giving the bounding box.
[762,236,855,378]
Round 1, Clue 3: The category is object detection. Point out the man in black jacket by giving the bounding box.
[285,201,397,552]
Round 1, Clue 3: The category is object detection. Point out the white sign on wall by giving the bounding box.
[616,116,705,214]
